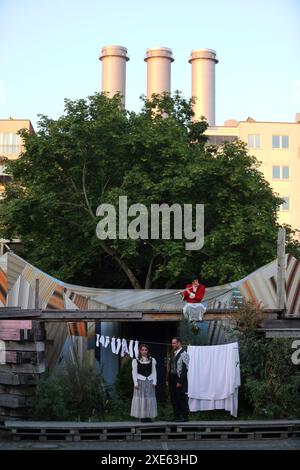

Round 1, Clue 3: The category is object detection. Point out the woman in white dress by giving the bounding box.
[130,344,157,422]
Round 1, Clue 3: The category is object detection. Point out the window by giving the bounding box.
[272,135,289,149]
[0,132,20,155]
[279,197,290,211]
[207,136,237,145]
[272,166,289,179]
[248,134,261,148]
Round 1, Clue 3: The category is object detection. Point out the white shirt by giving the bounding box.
[132,357,157,387]
[174,347,183,356]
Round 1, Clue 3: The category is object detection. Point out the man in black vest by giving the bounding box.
[167,337,189,422]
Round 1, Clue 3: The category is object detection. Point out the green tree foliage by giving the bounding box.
[238,333,300,419]
[34,362,108,420]
[1,92,298,288]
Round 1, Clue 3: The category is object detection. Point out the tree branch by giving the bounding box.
[81,160,142,289]
[145,253,156,289]
[99,241,142,289]
[82,161,96,220]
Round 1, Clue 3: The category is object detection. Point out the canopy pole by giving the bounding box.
[277,227,286,318]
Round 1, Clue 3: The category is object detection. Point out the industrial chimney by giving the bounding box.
[144,46,174,99]
[99,45,129,105]
[189,49,218,125]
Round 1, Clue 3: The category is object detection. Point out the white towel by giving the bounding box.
[187,342,240,417]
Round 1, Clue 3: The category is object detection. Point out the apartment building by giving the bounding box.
[205,115,300,235]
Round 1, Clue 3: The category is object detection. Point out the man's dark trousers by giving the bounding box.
[168,374,189,420]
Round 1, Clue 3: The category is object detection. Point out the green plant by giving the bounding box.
[236,331,300,419]
[34,361,108,421]
[232,300,267,332]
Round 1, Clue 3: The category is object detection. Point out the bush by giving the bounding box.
[34,361,108,421]
[226,302,300,418]
[238,334,300,419]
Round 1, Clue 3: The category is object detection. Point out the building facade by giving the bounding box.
[205,115,300,236]
[0,119,34,196]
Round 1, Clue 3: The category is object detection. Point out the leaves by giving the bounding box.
[1,92,298,288]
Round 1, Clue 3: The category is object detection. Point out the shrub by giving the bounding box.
[34,361,108,421]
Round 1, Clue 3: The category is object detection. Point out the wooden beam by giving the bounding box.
[0,308,279,322]
[265,331,300,338]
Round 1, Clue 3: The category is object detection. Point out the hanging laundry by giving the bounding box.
[128,339,134,358]
[187,342,240,417]
[95,335,109,348]
[134,340,139,359]
[121,338,129,357]
[115,337,122,355]
[111,337,116,354]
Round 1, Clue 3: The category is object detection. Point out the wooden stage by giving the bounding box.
[3,419,300,442]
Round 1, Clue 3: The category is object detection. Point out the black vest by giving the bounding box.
[169,349,183,376]
[137,359,152,377]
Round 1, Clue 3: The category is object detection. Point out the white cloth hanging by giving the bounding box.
[111,337,116,354]
[104,336,110,348]
[96,334,107,348]
[115,337,122,355]
[121,338,129,357]
[134,340,139,359]
[129,339,134,358]
[187,342,240,417]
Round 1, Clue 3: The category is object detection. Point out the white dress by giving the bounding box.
[130,357,157,419]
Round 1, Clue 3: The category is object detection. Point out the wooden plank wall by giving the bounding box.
[0,320,46,419]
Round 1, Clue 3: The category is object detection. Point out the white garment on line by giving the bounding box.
[111,337,116,354]
[96,334,101,347]
[134,340,139,359]
[121,338,129,357]
[187,342,240,417]
[183,303,206,322]
[129,339,134,358]
[104,336,110,348]
[115,337,122,355]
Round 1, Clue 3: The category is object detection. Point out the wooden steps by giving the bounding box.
[4,420,300,442]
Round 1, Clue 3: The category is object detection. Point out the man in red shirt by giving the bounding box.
[181,275,206,332]
[181,276,205,304]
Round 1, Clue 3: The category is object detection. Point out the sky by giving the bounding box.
[0,0,300,130]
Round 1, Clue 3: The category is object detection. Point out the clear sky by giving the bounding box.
[0,0,299,129]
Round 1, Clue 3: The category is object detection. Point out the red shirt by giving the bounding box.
[182,283,205,303]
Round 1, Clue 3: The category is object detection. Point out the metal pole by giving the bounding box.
[35,278,40,310]
[277,227,286,317]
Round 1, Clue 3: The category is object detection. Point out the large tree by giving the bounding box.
[0,93,297,288]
